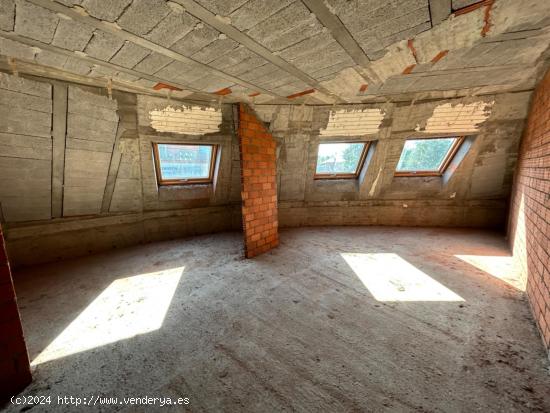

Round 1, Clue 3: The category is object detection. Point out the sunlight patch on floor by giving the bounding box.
[31,267,184,366]
[454,255,524,290]
[341,253,464,302]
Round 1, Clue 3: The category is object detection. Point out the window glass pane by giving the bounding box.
[396,138,455,172]
[316,142,365,174]
[157,144,213,180]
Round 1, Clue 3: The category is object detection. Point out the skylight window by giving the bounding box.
[315,142,369,179]
[153,143,217,185]
[395,137,464,176]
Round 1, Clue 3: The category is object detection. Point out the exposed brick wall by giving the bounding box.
[0,224,31,400]
[238,103,279,258]
[508,68,550,353]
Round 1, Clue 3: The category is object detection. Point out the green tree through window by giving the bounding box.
[342,143,364,172]
[316,142,366,175]
[396,138,456,172]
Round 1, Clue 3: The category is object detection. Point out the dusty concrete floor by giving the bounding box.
[2,227,550,412]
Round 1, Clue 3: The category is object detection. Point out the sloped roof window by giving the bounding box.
[395,137,464,176]
[315,142,369,179]
[153,143,217,185]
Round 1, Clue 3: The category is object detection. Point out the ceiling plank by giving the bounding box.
[26,0,279,97]
[171,0,344,103]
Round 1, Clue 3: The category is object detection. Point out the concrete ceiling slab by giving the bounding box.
[0,0,547,103]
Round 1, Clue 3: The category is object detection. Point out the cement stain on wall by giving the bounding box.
[416,101,494,134]
[320,108,385,136]
[149,105,222,135]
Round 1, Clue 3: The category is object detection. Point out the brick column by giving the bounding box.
[237,103,279,258]
[0,225,31,400]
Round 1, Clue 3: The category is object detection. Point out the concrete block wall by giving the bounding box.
[238,103,279,258]
[0,73,242,267]
[0,70,534,267]
[0,73,52,222]
[0,224,31,400]
[63,86,119,216]
[253,91,530,229]
[508,68,550,353]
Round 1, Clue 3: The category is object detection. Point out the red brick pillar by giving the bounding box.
[237,103,279,258]
[0,225,31,400]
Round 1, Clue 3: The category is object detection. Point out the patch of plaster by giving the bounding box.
[320,108,385,137]
[369,167,383,197]
[149,105,222,135]
[416,101,493,134]
[319,67,367,99]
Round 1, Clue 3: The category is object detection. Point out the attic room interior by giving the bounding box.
[0,0,550,411]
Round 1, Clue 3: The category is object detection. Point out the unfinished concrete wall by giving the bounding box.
[254,91,529,228]
[238,103,278,258]
[508,69,550,353]
[63,86,120,216]
[0,224,31,400]
[0,73,52,222]
[0,70,533,266]
[0,73,242,267]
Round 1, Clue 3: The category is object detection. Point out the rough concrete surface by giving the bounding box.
[0,73,532,266]
[1,0,549,103]
[3,227,549,412]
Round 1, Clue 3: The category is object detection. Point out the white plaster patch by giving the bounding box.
[369,39,416,82]
[414,11,484,63]
[416,101,493,134]
[320,108,385,137]
[368,167,383,197]
[320,67,366,100]
[149,105,222,135]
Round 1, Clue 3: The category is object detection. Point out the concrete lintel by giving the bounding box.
[0,30,205,94]
[301,0,371,68]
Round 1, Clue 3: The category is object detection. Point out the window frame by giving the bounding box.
[314,141,371,180]
[394,136,465,177]
[152,142,218,186]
